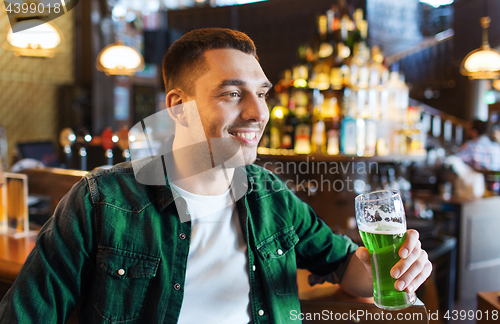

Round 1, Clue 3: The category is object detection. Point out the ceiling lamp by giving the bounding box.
[2,19,64,58]
[96,41,145,76]
[460,17,500,79]
[419,0,454,8]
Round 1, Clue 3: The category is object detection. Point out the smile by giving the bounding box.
[231,132,256,140]
[228,130,260,144]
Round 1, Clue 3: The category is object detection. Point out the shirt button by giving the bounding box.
[277,249,283,256]
[179,233,186,240]
[117,269,125,276]
[258,310,264,316]
[174,283,181,290]
[252,265,256,272]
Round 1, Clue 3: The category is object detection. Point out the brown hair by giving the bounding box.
[162,28,258,95]
[471,119,488,136]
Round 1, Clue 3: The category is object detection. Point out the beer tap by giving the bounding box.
[59,128,76,169]
[75,127,91,171]
[117,126,131,162]
[101,127,115,166]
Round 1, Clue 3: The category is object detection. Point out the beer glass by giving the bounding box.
[355,189,416,310]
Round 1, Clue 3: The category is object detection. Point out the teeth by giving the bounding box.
[232,132,256,140]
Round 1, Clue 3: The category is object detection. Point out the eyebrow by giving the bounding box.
[217,79,273,89]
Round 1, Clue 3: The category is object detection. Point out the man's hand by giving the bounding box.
[355,229,433,294]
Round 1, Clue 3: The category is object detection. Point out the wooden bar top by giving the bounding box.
[0,234,37,284]
[477,291,500,324]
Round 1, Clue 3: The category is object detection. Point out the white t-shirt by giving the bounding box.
[172,183,251,324]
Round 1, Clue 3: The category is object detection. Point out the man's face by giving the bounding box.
[185,49,271,165]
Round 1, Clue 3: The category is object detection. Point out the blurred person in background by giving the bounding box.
[457,120,500,171]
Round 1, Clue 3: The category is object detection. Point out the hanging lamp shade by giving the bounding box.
[492,79,500,91]
[96,41,145,76]
[460,17,500,79]
[3,19,64,57]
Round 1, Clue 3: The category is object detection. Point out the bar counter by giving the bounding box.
[0,234,36,284]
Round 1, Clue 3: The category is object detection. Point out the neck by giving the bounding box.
[169,136,235,195]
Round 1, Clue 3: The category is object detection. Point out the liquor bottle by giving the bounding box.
[311,90,326,154]
[364,62,379,157]
[387,71,401,123]
[276,71,291,109]
[365,117,377,156]
[326,121,340,155]
[316,15,335,60]
[399,73,410,124]
[270,104,286,149]
[330,41,351,90]
[294,90,312,155]
[337,0,353,43]
[348,43,367,89]
[340,89,357,155]
[309,14,334,91]
[376,67,391,156]
[292,64,309,89]
[281,98,298,150]
[356,116,366,156]
[323,92,340,155]
[294,114,312,155]
[310,60,331,91]
[323,96,340,155]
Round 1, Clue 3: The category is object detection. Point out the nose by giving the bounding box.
[240,93,269,123]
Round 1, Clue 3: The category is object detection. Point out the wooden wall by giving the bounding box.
[0,10,75,168]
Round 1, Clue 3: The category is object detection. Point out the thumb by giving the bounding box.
[356,247,372,274]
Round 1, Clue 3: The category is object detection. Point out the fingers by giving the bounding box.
[399,229,419,259]
[394,248,433,292]
[355,247,372,273]
[391,240,421,279]
[405,260,433,294]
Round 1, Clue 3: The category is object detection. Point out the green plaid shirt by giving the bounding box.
[0,162,357,323]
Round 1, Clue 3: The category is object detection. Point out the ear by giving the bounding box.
[166,89,188,127]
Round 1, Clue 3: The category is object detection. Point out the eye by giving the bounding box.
[227,92,240,98]
[258,92,269,99]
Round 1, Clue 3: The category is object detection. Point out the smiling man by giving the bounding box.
[0,28,432,324]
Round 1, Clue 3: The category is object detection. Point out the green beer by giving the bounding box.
[360,228,414,310]
[355,190,416,310]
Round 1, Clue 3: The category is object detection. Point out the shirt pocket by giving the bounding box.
[92,247,160,323]
[256,226,300,296]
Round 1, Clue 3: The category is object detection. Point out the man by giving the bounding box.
[0,28,431,323]
[457,119,500,171]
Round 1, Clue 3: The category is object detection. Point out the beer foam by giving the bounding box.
[358,222,406,235]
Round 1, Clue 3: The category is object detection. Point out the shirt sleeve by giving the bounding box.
[0,178,96,324]
[286,190,358,285]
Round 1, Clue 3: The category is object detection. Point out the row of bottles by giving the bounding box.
[262,69,423,157]
[260,4,426,157]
